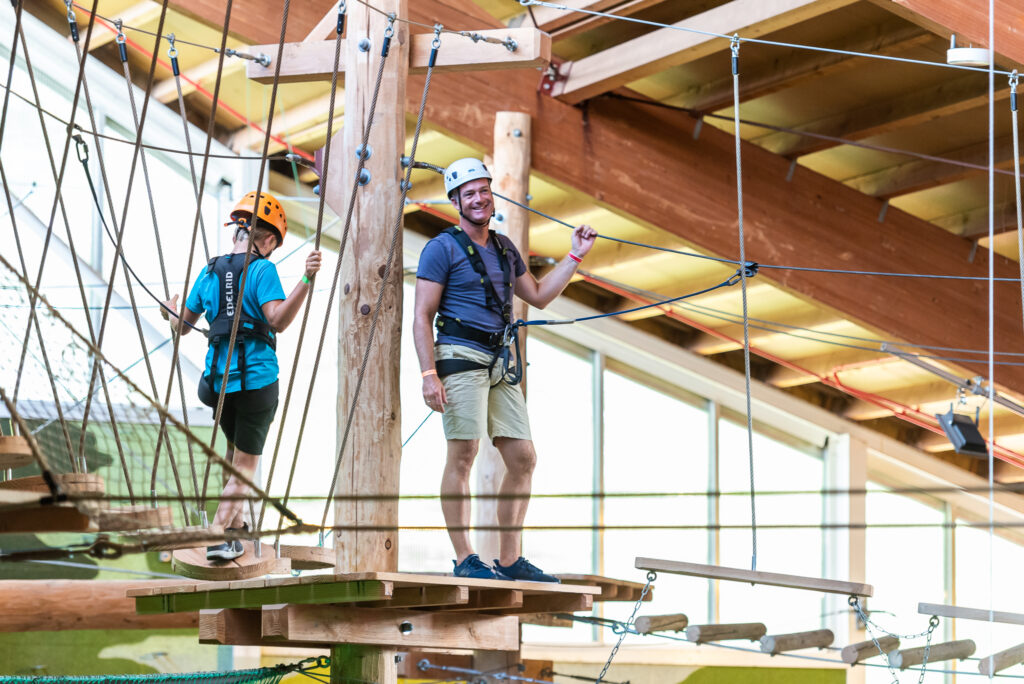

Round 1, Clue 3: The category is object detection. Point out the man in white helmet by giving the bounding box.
[413,157,598,581]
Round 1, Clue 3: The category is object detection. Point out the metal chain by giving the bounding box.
[594,571,655,683]
[916,616,940,684]
[848,597,940,684]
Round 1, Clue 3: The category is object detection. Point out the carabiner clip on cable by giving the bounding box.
[337,1,346,36]
[65,0,79,42]
[381,14,396,57]
[167,33,180,76]
[429,24,442,68]
[114,18,128,63]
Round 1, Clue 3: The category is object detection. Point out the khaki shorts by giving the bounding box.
[435,344,532,441]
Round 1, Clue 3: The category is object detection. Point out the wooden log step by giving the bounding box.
[0,472,104,495]
[90,504,174,531]
[686,623,767,644]
[979,641,1024,676]
[841,636,900,664]
[760,628,834,654]
[635,613,689,634]
[888,639,976,669]
[0,436,33,469]
[172,543,291,581]
[279,544,335,570]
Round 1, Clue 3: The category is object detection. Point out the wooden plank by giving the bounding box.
[361,585,469,609]
[510,593,592,615]
[199,608,329,648]
[445,589,523,612]
[0,496,95,533]
[90,504,174,531]
[552,0,858,103]
[134,579,393,614]
[889,640,976,669]
[245,29,550,84]
[329,572,600,596]
[918,602,1024,626]
[867,0,1024,66]
[534,0,665,41]
[0,581,196,632]
[263,604,520,651]
[520,613,575,628]
[636,557,874,596]
[0,435,34,469]
[841,636,900,663]
[0,473,104,494]
[555,574,651,601]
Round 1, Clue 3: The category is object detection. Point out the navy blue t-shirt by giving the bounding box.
[417,230,528,353]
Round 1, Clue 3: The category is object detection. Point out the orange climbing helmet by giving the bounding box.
[230,191,287,245]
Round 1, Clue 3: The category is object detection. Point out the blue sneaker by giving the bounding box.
[453,553,510,580]
[493,557,560,583]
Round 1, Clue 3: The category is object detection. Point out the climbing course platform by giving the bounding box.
[129,572,647,652]
[171,543,291,581]
[0,489,95,533]
[0,435,34,469]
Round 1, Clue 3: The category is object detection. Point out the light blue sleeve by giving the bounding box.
[184,272,207,314]
[254,260,286,308]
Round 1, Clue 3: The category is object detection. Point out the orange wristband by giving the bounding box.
[421,369,438,378]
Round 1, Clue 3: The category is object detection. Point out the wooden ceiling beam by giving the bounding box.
[229,93,341,152]
[551,0,859,104]
[151,53,248,104]
[688,307,845,355]
[167,0,335,44]
[844,135,1017,198]
[523,0,666,41]
[932,200,1019,238]
[753,72,1003,157]
[843,381,960,420]
[765,349,897,386]
[866,0,1024,68]
[74,1,162,52]
[683,23,929,112]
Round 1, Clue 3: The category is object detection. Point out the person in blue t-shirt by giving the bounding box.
[162,191,321,562]
[414,158,597,582]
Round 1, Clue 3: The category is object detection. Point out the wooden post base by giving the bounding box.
[331,645,396,684]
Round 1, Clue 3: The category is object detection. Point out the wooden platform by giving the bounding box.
[131,571,618,652]
[171,543,291,581]
[919,602,1024,626]
[280,544,336,570]
[89,504,174,531]
[0,436,34,469]
[0,472,105,495]
[636,557,873,597]
[0,489,96,533]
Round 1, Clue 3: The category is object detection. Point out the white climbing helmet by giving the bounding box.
[444,157,492,198]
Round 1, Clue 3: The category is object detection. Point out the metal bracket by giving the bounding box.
[538,58,568,96]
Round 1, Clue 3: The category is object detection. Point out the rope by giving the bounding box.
[318,23,442,536]
[257,0,346,540]
[0,250,301,524]
[730,37,757,572]
[203,0,292,515]
[167,36,211,262]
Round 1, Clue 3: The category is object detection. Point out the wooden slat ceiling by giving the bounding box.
[22,0,1024,482]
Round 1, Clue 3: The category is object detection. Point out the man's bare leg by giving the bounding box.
[492,437,537,566]
[441,438,479,562]
[212,449,259,530]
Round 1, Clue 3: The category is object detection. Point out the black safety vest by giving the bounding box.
[203,253,276,395]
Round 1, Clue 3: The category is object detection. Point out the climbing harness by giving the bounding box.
[434,225,524,386]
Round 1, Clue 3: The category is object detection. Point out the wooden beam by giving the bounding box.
[246,29,550,85]
[765,349,892,387]
[754,72,1002,157]
[167,0,335,44]
[73,1,162,51]
[200,608,328,648]
[229,93,340,153]
[841,636,900,663]
[551,0,859,104]
[933,199,1019,238]
[0,581,197,632]
[330,0,407,575]
[134,579,393,614]
[688,307,844,355]
[526,0,666,41]
[361,585,469,609]
[686,623,767,643]
[979,642,1024,676]
[844,135,1017,198]
[635,613,689,634]
[151,54,247,103]
[919,602,1024,626]
[262,604,521,651]
[684,23,929,112]
[636,557,874,596]
[843,381,958,421]
[760,629,834,654]
[867,0,1024,67]
[889,639,975,669]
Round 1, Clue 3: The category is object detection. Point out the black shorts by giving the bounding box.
[199,380,279,455]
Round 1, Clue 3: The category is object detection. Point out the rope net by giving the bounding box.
[0,260,217,530]
[0,665,295,684]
